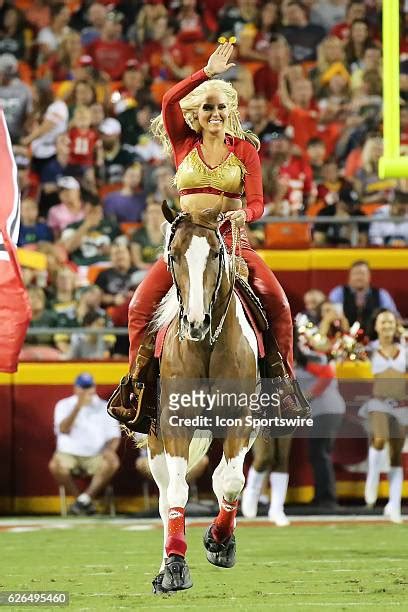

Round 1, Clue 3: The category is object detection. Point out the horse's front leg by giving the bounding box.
[161,433,193,591]
[147,435,169,594]
[204,433,252,568]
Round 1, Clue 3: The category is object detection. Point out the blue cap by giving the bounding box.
[74,373,95,389]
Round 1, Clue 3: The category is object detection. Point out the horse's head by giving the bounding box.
[163,201,225,342]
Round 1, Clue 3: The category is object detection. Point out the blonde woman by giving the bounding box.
[109,43,310,428]
[360,309,407,523]
[354,136,396,204]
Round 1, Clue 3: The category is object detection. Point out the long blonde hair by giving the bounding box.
[151,79,260,155]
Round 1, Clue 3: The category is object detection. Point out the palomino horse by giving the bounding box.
[148,202,259,593]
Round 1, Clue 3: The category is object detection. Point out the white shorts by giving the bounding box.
[359,398,408,426]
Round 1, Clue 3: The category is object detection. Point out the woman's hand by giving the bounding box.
[204,43,235,78]
[224,209,247,228]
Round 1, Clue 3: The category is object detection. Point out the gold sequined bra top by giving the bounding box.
[174,147,246,199]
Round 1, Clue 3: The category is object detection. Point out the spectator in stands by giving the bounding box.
[244,95,285,159]
[118,59,146,104]
[86,10,135,81]
[217,0,259,40]
[369,189,408,246]
[0,5,29,60]
[130,196,164,270]
[314,177,367,246]
[301,288,326,324]
[306,137,327,182]
[97,117,136,184]
[80,2,108,47]
[18,197,53,246]
[26,286,59,346]
[66,80,97,118]
[0,53,33,143]
[67,105,100,190]
[330,0,366,41]
[128,0,168,46]
[49,372,120,516]
[253,35,290,101]
[350,44,382,92]
[47,176,84,238]
[22,82,69,177]
[47,267,78,324]
[103,163,147,223]
[15,152,40,201]
[152,164,179,209]
[143,17,192,81]
[41,30,83,83]
[76,285,106,324]
[310,35,348,96]
[279,0,326,63]
[329,260,399,331]
[344,19,373,67]
[175,0,207,43]
[60,193,121,267]
[37,2,72,63]
[264,128,314,214]
[39,133,71,214]
[95,243,144,308]
[354,136,396,205]
[64,311,116,359]
[238,2,279,61]
[310,0,347,31]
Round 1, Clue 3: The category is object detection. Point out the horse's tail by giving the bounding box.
[187,430,212,474]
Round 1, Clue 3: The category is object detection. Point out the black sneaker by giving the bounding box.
[68,499,96,516]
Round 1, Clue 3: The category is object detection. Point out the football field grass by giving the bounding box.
[0,519,407,611]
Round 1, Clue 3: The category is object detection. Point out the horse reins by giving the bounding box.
[167,214,240,346]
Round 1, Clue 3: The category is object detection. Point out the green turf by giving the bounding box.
[1,522,407,611]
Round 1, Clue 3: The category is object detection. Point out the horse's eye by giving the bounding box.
[212,251,220,259]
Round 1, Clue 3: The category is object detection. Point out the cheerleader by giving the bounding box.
[241,436,292,527]
[360,309,407,523]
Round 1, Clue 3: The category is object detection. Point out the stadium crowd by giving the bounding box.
[0,0,407,358]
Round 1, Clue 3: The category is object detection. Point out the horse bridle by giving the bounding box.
[166,212,236,346]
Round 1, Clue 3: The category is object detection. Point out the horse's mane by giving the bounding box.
[150,220,179,332]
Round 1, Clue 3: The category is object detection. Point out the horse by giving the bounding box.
[147,201,260,593]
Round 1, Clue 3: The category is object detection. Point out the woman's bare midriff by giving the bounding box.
[180,193,243,215]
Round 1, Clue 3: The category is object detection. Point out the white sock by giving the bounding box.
[246,467,266,495]
[366,446,385,482]
[77,492,91,505]
[270,472,289,513]
[388,467,403,510]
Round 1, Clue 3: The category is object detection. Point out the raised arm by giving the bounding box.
[162,43,236,164]
[162,69,209,159]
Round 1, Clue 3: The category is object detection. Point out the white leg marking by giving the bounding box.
[212,456,227,508]
[185,235,210,323]
[166,455,189,508]
[148,450,169,571]
[223,447,248,502]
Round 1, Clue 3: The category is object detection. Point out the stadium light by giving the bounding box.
[378,0,408,178]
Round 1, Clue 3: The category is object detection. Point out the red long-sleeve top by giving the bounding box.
[162,69,264,223]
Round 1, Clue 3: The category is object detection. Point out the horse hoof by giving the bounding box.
[161,555,193,591]
[152,571,169,595]
[203,525,236,568]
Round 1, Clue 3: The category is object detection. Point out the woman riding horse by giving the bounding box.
[109,42,310,428]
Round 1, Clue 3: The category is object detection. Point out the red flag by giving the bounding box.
[0,109,31,372]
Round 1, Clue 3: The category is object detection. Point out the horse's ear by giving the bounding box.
[199,199,224,224]
[162,200,177,223]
